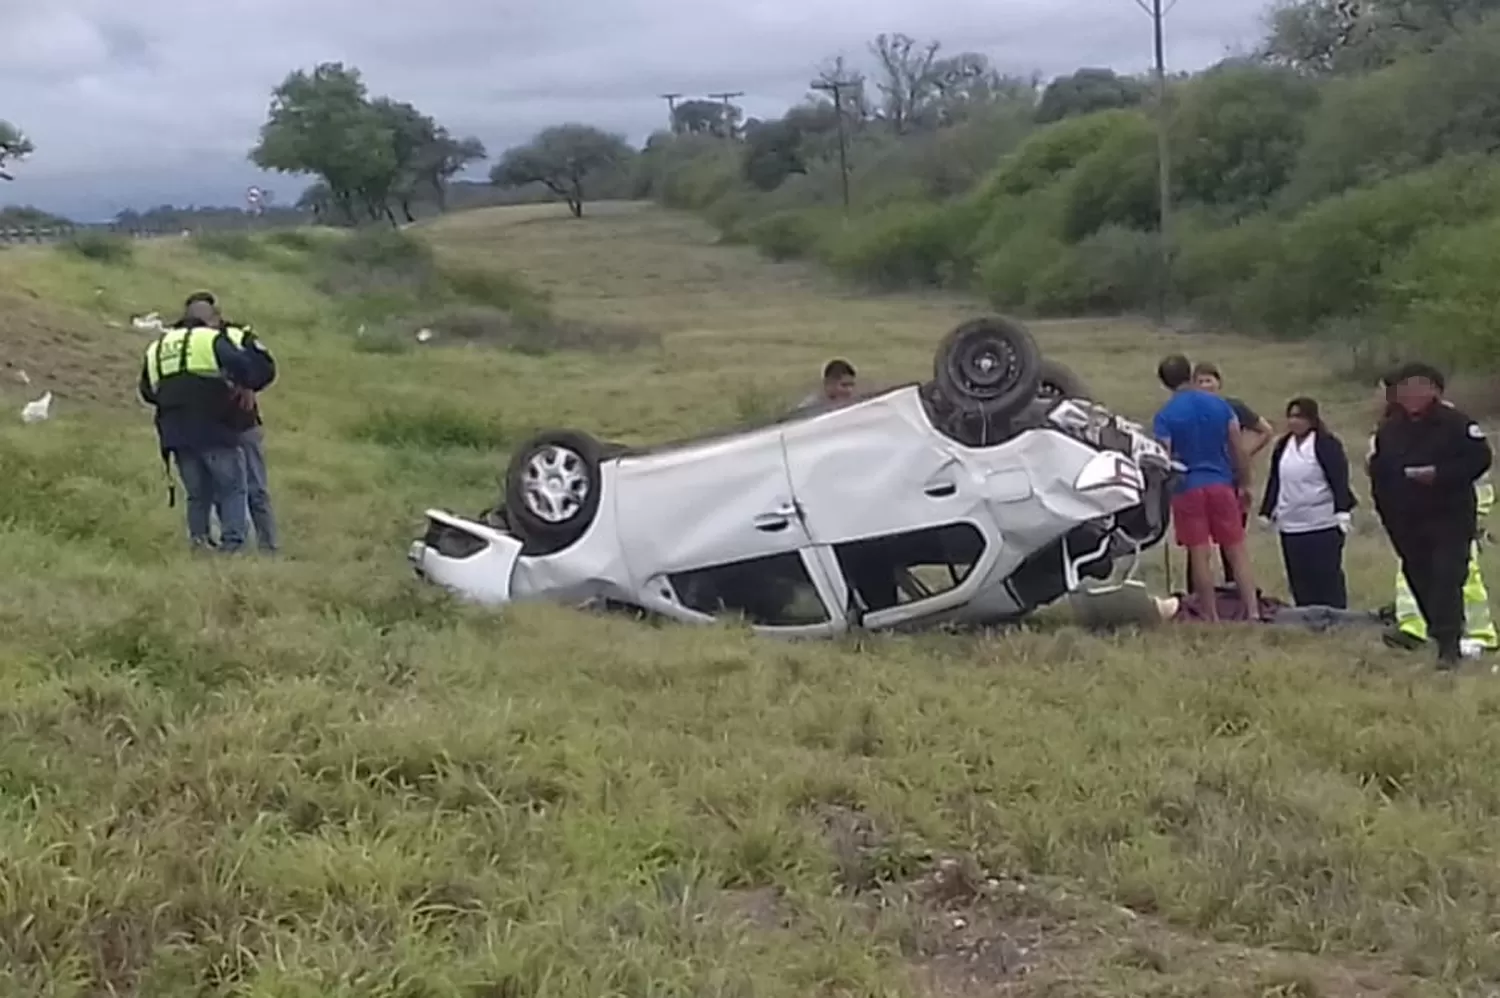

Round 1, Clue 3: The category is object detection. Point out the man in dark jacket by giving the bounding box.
[181,291,280,552]
[139,296,271,553]
[1368,362,1493,669]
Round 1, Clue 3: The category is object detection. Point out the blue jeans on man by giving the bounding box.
[239,425,278,552]
[174,446,249,552]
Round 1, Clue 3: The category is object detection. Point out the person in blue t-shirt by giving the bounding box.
[1152,354,1263,622]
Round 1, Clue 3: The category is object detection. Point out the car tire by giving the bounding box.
[933,315,1043,420]
[503,429,604,555]
[1037,359,1093,402]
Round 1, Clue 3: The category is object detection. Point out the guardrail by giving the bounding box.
[0,221,309,245]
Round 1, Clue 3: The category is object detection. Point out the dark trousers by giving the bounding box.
[1183,507,1246,592]
[1278,527,1348,609]
[1381,513,1471,658]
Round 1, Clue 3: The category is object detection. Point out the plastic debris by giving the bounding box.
[131,312,166,332]
[15,369,29,385]
[416,328,434,343]
[21,391,52,423]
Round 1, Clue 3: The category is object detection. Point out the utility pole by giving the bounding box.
[811,76,854,213]
[706,91,744,139]
[1133,0,1177,324]
[658,93,682,133]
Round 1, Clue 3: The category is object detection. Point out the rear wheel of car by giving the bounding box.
[503,429,604,554]
[1036,359,1093,401]
[933,315,1042,421]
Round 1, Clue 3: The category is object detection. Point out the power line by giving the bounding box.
[1131,0,1179,325]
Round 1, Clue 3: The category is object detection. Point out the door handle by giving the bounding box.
[924,483,957,498]
[753,514,790,532]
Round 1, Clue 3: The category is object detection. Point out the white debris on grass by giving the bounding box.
[21,391,52,423]
[131,312,166,332]
[416,328,434,343]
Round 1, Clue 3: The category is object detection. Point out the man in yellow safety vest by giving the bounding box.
[138,296,272,552]
[180,291,279,552]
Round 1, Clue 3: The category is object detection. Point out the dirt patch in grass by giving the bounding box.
[0,288,143,408]
[873,854,1427,997]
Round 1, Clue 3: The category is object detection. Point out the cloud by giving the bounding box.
[0,0,1270,218]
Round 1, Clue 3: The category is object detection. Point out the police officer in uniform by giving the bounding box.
[1370,373,1498,654]
[1368,362,1493,669]
[139,296,271,552]
[181,291,280,552]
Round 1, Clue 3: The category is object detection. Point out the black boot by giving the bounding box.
[1436,637,1462,672]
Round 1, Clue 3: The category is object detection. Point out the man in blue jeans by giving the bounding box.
[181,291,279,552]
[139,297,272,553]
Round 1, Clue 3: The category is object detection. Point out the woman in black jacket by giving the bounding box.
[1258,397,1357,608]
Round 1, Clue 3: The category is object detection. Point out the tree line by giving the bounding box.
[624,0,1500,376]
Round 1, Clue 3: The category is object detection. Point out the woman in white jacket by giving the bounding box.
[1258,397,1357,608]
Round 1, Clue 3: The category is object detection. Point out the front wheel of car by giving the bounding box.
[503,429,604,554]
[933,315,1043,421]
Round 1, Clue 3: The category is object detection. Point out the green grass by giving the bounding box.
[0,201,1494,997]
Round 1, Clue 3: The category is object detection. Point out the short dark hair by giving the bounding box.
[823,358,856,381]
[1191,361,1222,381]
[1390,360,1445,391]
[1157,354,1192,390]
[185,290,216,307]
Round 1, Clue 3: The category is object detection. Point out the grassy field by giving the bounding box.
[1,202,1497,997]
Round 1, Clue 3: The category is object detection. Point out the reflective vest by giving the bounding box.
[1394,470,1498,648]
[144,325,223,392]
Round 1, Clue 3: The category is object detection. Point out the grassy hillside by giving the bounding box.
[1,202,1497,996]
[637,19,1500,380]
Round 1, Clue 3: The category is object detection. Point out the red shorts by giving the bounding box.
[1171,483,1245,548]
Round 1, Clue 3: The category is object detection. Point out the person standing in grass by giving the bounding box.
[1152,354,1264,622]
[1258,397,1355,609]
[181,292,282,554]
[797,358,857,412]
[140,296,270,553]
[1186,361,1274,593]
[1368,370,1497,657]
[1368,362,1493,669]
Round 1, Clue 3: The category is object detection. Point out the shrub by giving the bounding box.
[1379,216,1500,370]
[265,229,315,251]
[1028,226,1159,315]
[191,230,260,260]
[738,210,822,261]
[820,201,964,289]
[58,231,134,264]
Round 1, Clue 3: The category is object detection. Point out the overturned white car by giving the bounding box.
[408,316,1176,636]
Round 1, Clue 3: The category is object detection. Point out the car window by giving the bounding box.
[834,523,986,613]
[669,552,829,627]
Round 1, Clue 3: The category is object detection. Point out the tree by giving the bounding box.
[490,125,633,217]
[1035,68,1149,123]
[251,62,399,224]
[421,133,487,212]
[869,33,942,133]
[0,120,33,181]
[1169,65,1318,212]
[673,99,741,138]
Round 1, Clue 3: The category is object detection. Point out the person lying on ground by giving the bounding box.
[1068,581,1383,633]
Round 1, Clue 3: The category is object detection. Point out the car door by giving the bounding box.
[611,426,847,635]
[778,390,1003,627]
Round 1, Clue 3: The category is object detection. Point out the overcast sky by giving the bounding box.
[0,0,1269,221]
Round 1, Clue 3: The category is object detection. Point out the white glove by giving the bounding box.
[1336,512,1351,534]
[1258,515,1273,529]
